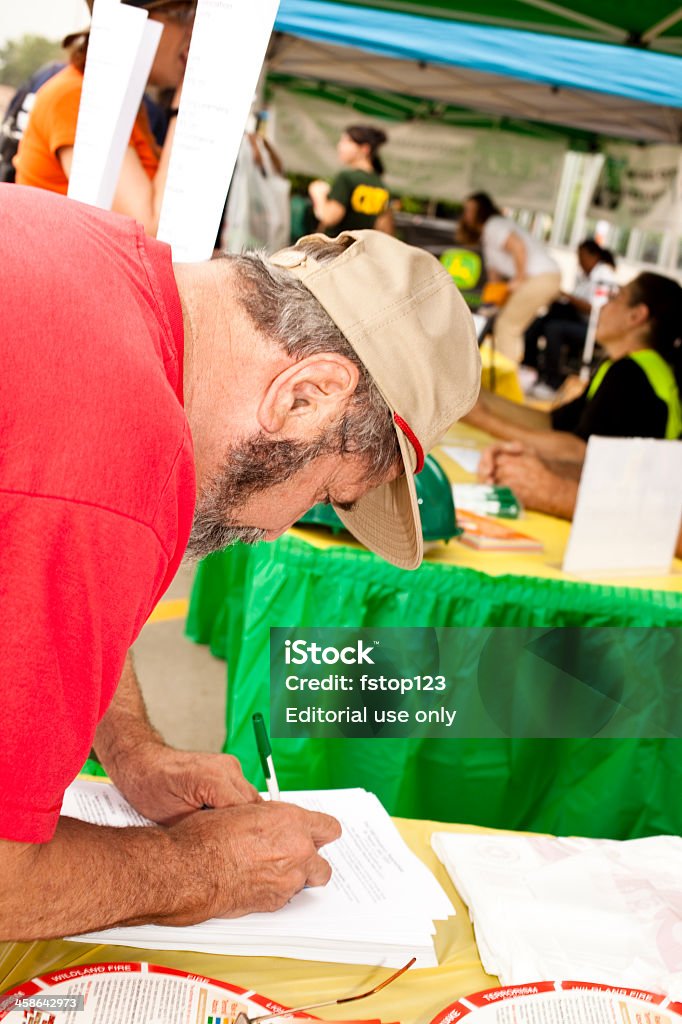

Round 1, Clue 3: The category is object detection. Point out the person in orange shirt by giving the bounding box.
[14,0,194,236]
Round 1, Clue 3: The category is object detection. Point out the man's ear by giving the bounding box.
[258,354,360,437]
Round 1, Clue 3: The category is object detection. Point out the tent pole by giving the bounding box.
[550,151,577,246]
[569,153,604,248]
[642,7,682,44]
[663,149,682,272]
[515,0,623,39]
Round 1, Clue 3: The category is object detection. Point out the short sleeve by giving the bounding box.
[0,494,169,844]
[327,171,353,209]
[44,80,82,155]
[483,216,512,251]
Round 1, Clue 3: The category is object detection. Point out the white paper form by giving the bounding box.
[61,778,152,827]
[563,436,682,576]
[67,0,162,210]
[64,781,452,967]
[157,0,280,262]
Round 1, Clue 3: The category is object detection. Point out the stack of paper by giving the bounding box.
[63,780,453,966]
[432,830,682,996]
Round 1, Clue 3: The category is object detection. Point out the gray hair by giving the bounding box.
[223,235,400,482]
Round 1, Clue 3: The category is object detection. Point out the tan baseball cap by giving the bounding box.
[270,230,481,570]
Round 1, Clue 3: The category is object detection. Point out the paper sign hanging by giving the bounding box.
[68,0,162,210]
[157,0,281,262]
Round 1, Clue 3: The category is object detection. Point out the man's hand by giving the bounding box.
[167,801,342,922]
[477,441,525,483]
[493,448,558,512]
[108,741,260,824]
[478,441,577,519]
[94,654,258,822]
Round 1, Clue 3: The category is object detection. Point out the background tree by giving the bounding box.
[0,35,62,88]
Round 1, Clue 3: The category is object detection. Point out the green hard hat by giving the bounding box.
[299,454,460,544]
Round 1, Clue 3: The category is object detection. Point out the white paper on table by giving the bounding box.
[442,445,482,474]
[68,0,161,210]
[157,0,281,262]
[563,435,682,576]
[61,778,153,827]
[63,780,452,967]
[432,830,682,994]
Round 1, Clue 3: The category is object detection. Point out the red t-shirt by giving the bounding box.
[0,185,196,844]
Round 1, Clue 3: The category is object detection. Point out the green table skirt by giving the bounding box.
[186,535,682,839]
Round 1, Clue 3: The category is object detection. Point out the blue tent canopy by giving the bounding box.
[273,0,682,139]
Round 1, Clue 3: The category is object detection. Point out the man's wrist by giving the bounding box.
[94,722,164,781]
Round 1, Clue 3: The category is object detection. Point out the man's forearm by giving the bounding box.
[1,799,342,941]
[94,652,162,778]
[0,817,208,941]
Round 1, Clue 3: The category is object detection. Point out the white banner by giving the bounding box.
[270,87,566,210]
[68,0,161,210]
[158,0,280,263]
[589,142,682,230]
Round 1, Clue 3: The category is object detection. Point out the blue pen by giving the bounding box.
[252,713,280,801]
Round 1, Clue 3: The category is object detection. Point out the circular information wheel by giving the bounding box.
[430,981,682,1024]
[0,961,300,1024]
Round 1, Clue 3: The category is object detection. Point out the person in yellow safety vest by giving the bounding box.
[475,272,682,529]
[466,271,682,469]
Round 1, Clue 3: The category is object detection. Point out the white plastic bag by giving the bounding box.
[222,134,291,253]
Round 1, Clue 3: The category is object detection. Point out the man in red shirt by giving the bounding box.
[0,184,479,939]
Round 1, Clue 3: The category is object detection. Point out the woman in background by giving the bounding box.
[467,271,682,464]
[461,191,561,363]
[14,0,194,237]
[308,125,393,236]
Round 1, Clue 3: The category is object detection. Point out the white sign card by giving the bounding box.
[157,0,281,262]
[68,0,162,209]
[563,436,682,577]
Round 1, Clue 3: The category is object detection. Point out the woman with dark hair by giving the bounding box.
[461,190,561,363]
[14,0,194,237]
[467,271,682,464]
[308,124,392,237]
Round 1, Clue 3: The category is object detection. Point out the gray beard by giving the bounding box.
[184,427,341,561]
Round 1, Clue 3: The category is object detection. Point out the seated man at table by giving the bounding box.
[465,273,682,465]
[0,184,480,941]
[522,238,616,390]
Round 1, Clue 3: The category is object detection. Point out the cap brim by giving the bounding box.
[334,429,423,571]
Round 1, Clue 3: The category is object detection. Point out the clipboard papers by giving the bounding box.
[63,779,454,967]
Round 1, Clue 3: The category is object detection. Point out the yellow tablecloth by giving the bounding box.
[0,818,497,1024]
[479,345,524,404]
